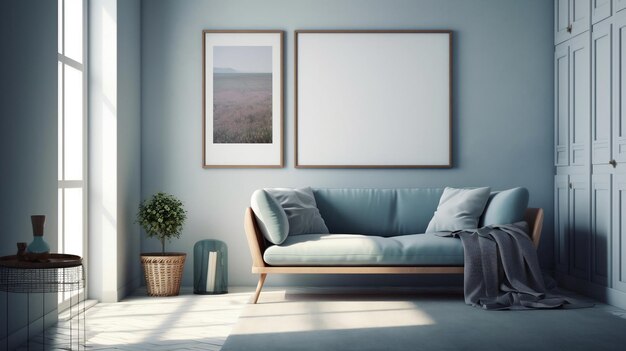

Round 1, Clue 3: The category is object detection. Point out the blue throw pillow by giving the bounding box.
[250,189,289,245]
[425,187,491,232]
[479,187,529,227]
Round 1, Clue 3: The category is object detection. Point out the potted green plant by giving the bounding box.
[137,192,188,296]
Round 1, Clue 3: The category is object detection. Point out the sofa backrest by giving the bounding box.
[312,188,444,236]
[311,187,529,237]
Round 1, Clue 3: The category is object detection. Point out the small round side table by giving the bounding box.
[0,254,85,350]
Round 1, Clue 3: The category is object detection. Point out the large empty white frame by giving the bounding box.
[296,30,452,168]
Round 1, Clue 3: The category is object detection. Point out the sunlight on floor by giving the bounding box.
[234,291,436,335]
[83,287,251,349]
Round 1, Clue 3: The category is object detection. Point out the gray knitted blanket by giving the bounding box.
[438,222,591,310]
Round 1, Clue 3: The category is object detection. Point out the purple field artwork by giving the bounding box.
[213,46,273,144]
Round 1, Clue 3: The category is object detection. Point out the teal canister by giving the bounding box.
[27,215,50,254]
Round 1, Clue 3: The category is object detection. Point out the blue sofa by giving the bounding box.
[244,188,544,303]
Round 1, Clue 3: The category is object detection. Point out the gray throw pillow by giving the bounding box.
[265,187,330,235]
[426,187,491,233]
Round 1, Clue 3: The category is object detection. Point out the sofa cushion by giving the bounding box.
[263,233,464,266]
[313,188,443,236]
[250,189,289,244]
[425,187,491,232]
[479,187,529,227]
[266,187,329,235]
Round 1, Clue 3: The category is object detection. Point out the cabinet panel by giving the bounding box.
[556,43,570,166]
[570,33,591,167]
[557,0,572,44]
[616,0,626,12]
[614,11,626,163]
[570,174,591,280]
[557,0,591,44]
[555,175,570,273]
[613,174,626,292]
[592,21,612,164]
[592,0,612,24]
[591,174,611,286]
[572,0,592,36]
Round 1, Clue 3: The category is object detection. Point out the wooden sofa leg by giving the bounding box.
[252,273,267,304]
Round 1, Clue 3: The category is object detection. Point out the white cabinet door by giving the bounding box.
[555,175,570,273]
[570,174,591,280]
[557,0,572,44]
[592,0,612,24]
[556,42,570,166]
[592,21,612,164]
[613,173,626,292]
[616,0,626,12]
[570,33,591,167]
[591,174,611,286]
[573,0,592,36]
[557,0,592,44]
[614,10,626,164]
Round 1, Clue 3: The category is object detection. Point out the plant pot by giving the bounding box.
[141,252,186,296]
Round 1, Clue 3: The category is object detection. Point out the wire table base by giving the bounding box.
[0,254,85,350]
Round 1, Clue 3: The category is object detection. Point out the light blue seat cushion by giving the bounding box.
[263,233,464,266]
[479,187,529,227]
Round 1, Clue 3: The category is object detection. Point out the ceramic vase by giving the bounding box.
[27,215,50,254]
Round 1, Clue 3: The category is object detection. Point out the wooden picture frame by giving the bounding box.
[295,30,452,168]
[202,30,284,168]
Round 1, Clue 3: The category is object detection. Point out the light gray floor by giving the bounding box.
[18,287,252,350]
[223,288,626,351]
[17,287,626,351]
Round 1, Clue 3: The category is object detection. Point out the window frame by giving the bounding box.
[58,0,88,310]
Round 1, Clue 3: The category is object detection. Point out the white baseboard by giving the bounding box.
[117,274,141,300]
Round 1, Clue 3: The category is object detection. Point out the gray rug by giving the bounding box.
[221,289,626,351]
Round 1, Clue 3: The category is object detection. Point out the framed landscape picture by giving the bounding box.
[203,30,284,168]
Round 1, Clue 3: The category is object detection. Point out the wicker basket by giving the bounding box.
[141,253,186,296]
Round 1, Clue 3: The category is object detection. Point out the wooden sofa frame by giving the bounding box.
[244,207,544,304]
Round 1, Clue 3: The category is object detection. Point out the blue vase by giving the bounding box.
[27,215,50,254]
[27,236,50,254]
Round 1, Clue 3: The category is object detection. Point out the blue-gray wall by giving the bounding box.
[141,0,555,287]
[0,0,58,347]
